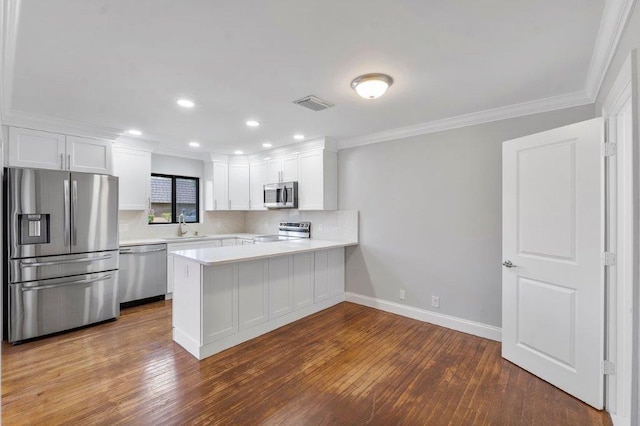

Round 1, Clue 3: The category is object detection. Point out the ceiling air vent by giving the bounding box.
[293,95,334,112]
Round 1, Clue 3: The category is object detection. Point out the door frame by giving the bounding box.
[601,50,638,426]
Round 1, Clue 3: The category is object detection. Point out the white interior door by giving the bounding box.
[502,117,605,409]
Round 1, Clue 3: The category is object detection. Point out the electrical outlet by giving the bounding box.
[318,223,324,232]
[432,296,440,308]
[399,289,406,300]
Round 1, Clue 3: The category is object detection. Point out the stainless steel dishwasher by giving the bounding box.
[118,244,167,305]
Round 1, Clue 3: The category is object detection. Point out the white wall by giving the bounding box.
[338,104,595,328]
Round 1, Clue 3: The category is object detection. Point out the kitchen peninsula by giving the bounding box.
[171,238,357,360]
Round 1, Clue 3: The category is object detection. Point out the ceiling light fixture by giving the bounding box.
[189,141,200,147]
[293,134,304,141]
[262,142,272,148]
[127,129,142,136]
[177,99,195,108]
[234,150,244,155]
[246,120,260,127]
[351,73,394,99]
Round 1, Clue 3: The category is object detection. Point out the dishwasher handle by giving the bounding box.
[120,247,166,255]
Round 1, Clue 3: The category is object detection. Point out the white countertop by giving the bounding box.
[171,238,358,266]
[119,233,259,247]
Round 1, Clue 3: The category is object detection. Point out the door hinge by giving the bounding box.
[602,252,617,266]
[601,360,616,375]
[601,142,617,156]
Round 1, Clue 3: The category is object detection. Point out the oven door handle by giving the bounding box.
[19,254,113,268]
[21,275,113,292]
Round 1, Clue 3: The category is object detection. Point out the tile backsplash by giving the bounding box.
[245,210,358,243]
[119,210,246,240]
[119,209,358,243]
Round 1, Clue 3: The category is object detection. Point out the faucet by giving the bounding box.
[178,213,188,236]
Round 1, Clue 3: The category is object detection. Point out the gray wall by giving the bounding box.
[338,104,595,328]
[597,4,640,108]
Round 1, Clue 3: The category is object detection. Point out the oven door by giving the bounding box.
[8,271,119,342]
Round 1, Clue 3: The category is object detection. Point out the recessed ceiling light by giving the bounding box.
[262,142,272,148]
[127,129,142,136]
[246,120,260,127]
[264,157,272,160]
[351,73,394,99]
[177,99,195,108]
[293,134,305,140]
[189,141,200,148]
[234,150,244,155]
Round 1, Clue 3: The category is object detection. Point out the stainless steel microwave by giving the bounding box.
[264,181,298,209]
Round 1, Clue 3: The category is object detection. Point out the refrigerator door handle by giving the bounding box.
[19,253,113,268]
[21,274,113,292]
[72,180,78,246]
[64,179,70,247]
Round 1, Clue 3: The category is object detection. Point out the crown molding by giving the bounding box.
[584,0,637,100]
[113,137,159,152]
[152,145,210,161]
[337,91,593,150]
[3,109,124,140]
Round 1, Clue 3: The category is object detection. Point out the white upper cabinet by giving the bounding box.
[113,147,151,210]
[8,127,66,170]
[66,136,113,174]
[298,149,337,210]
[205,161,229,210]
[266,154,298,183]
[249,161,267,210]
[8,127,113,174]
[228,163,250,210]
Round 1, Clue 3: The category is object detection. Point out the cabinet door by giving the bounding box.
[113,147,151,210]
[266,158,282,183]
[268,256,293,319]
[212,162,229,210]
[249,161,267,210]
[228,163,250,210]
[293,252,314,309]
[282,154,299,182]
[66,136,113,174]
[298,150,323,210]
[203,264,238,343]
[8,127,66,170]
[314,250,330,302]
[238,260,269,330]
[327,248,345,296]
[167,253,175,294]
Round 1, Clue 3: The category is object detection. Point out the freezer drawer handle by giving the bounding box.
[21,275,113,292]
[119,248,166,255]
[19,254,113,268]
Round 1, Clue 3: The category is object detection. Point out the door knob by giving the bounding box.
[502,260,515,268]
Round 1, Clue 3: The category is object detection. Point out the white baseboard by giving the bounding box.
[345,292,502,342]
[609,413,630,426]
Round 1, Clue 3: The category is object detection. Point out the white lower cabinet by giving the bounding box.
[202,264,238,344]
[314,248,345,302]
[238,260,269,330]
[172,246,347,360]
[268,256,294,319]
[293,252,314,309]
[167,239,222,294]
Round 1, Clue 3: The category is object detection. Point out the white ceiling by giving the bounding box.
[6,0,605,155]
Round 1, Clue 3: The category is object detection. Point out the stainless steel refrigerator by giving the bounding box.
[4,167,120,343]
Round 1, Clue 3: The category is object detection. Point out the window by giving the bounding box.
[149,174,199,224]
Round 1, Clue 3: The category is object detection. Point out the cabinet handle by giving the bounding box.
[60,154,64,169]
[67,154,71,170]
[249,199,251,209]
[215,200,217,210]
[228,199,231,210]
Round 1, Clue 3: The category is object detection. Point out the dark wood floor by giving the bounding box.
[2,301,611,425]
